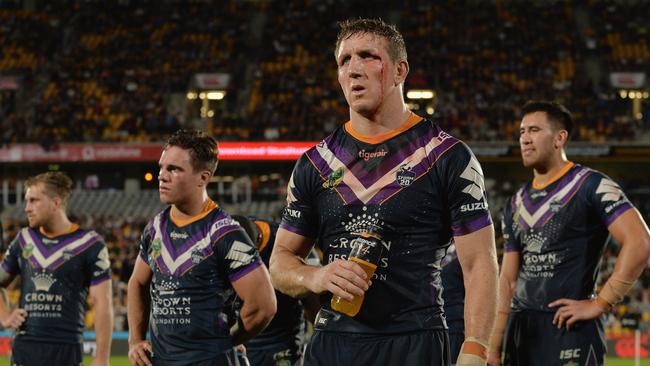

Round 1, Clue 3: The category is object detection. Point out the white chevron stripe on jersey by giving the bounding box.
[153,214,217,274]
[20,229,98,268]
[595,177,623,202]
[515,168,589,227]
[225,240,255,270]
[316,135,443,204]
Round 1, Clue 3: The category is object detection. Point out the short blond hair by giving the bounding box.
[25,171,73,206]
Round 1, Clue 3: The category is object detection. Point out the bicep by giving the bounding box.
[608,207,650,248]
[231,265,274,306]
[454,224,497,269]
[270,228,315,265]
[89,279,112,305]
[128,256,153,287]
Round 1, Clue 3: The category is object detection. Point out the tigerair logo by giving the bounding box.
[323,168,344,189]
[170,231,189,240]
[358,148,388,161]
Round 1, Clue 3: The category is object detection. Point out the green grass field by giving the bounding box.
[0,356,647,365]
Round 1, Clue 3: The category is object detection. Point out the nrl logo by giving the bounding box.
[396,164,416,187]
[323,168,344,189]
[22,243,34,259]
[150,238,162,260]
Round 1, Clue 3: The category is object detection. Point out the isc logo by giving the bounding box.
[559,348,581,359]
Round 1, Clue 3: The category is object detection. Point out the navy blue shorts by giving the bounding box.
[11,339,83,366]
[503,311,606,366]
[448,331,464,365]
[152,349,239,366]
[304,329,450,366]
[247,344,301,366]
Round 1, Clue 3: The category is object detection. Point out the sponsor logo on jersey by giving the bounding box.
[460,156,485,201]
[42,238,58,245]
[95,247,110,271]
[530,190,547,199]
[460,202,488,212]
[358,148,388,161]
[396,164,416,187]
[596,178,623,203]
[225,241,255,270]
[523,231,546,253]
[285,208,302,218]
[323,168,344,189]
[32,271,56,292]
[170,231,189,240]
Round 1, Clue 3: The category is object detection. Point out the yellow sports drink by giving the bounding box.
[330,232,383,317]
[330,256,377,316]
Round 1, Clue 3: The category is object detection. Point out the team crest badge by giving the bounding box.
[323,168,344,189]
[22,243,34,259]
[396,164,416,187]
[63,248,74,261]
[191,248,203,264]
[549,199,563,213]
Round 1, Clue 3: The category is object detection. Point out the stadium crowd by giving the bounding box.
[0,0,649,145]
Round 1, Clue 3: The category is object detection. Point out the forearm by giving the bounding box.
[270,251,320,298]
[127,281,150,344]
[93,297,113,361]
[489,275,515,355]
[464,257,498,343]
[230,303,274,345]
[598,235,650,307]
[0,288,11,325]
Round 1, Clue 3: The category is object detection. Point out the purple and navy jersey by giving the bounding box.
[1,226,110,343]
[501,163,634,312]
[281,114,492,334]
[139,205,262,364]
[244,218,308,352]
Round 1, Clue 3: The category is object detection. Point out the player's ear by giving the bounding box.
[555,129,569,149]
[394,59,409,86]
[198,170,211,187]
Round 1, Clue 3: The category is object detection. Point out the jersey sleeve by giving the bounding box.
[0,234,21,275]
[86,236,112,286]
[137,220,155,266]
[500,195,522,253]
[280,154,320,239]
[439,142,493,237]
[585,172,634,227]
[215,224,263,283]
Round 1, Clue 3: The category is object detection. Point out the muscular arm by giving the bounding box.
[487,251,520,365]
[0,268,25,330]
[230,265,277,345]
[269,228,368,300]
[454,225,499,347]
[551,208,650,328]
[127,256,153,366]
[89,279,113,365]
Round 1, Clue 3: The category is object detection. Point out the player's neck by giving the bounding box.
[40,212,74,236]
[171,192,212,221]
[349,105,412,137]
[533,158,573,189]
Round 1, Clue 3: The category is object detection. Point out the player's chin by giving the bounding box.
[159,192,173,204]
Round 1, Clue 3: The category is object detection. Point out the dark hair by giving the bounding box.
[164,129,219,175]
[335,18,407,62]
[25,171,73,205]
[521,100,574,137]
[231,215,260,246]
